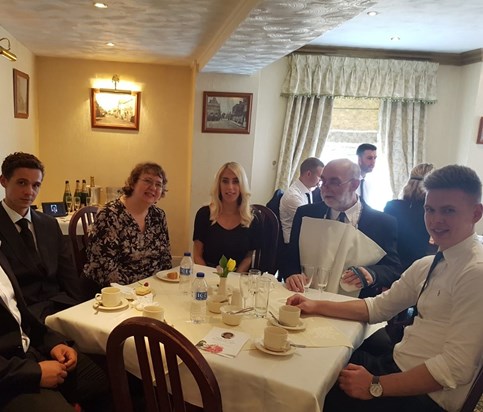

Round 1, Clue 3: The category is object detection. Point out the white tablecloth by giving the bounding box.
[55,214,83,235]
[46,265,366,412]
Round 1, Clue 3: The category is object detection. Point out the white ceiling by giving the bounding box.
[0,0,482,75]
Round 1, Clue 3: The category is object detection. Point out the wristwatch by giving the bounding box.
[369,375,383,398]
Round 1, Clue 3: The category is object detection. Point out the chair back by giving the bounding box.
[252,204,279,274]
[265,189,284,220]
[68,206,98,276]
[106,316,223,412]
[460,364,483,412]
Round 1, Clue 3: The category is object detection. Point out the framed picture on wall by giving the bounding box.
[90,88,141,130]
[202,91,252,134]
[13,69,29,119]
[477,117,483,144]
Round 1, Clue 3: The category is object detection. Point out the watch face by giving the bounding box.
[370,383,383,397]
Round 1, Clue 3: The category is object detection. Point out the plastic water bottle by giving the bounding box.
[190,272,208,324]
[179,252,193,295]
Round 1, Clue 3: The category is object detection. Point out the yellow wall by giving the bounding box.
[36,57,195,256]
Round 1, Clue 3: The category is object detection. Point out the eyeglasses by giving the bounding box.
[320,178,354,188]
[139,178,163,191]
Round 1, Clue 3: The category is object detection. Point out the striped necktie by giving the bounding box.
[415,251,444,316]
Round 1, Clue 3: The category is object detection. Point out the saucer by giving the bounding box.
[93,298,129,311]
[254,339,295,356]
[269,317,306,331]
[155,271,179,283]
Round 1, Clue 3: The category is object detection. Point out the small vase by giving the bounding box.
[218,276,228,298]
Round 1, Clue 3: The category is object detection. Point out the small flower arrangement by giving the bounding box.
[216,255,237,278]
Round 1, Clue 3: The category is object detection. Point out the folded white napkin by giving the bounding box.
[110,283,136,300]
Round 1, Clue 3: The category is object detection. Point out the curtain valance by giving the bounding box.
[282,54,438,103]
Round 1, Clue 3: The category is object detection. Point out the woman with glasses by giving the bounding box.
[193,162,261,273]
[84,162,172,287]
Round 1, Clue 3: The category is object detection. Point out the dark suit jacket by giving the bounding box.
[0,251,68,399]
[0,205,85,320]
[283,201,402,298]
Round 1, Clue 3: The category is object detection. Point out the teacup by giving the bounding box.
[95,286,121,307]
[142,305,165,321]
[279,305,301,327]
[263,326,289,352]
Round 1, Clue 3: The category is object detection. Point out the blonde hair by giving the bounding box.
[400,163,434,202]
[209,162,253,228]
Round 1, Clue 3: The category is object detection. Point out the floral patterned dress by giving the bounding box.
[83,199,172,286]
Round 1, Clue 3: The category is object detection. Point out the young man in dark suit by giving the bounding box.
[283,158,401,298]
[0,152,85,321]
[0,250,110,411]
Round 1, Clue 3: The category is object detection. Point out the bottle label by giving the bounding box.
[195,291,207,301]
[180,267,191,276]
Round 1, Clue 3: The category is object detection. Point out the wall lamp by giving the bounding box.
[0,38,17,61]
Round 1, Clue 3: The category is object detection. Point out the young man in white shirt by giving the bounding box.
[287,164,483,412]
[279,157,324,243]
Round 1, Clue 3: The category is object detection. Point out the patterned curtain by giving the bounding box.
[274,95,333,190]
[276,54,438,192]
[378,100,426,198]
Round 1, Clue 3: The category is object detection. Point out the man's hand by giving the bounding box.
[50,344,77,372]
[340,267,373,289]
[286,294,320,314]
[338,363,374,400]
[285,274,307,292]
[39,360,68,388]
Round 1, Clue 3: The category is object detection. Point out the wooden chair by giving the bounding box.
[68,206,98,276]
[252,204,279,275]
[460,365,483,412]
[106,316,223,412]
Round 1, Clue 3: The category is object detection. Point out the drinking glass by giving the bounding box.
[317,268,330,295]
[254,277,271,318]
[65,195,72,213]
[239,272,251,308]
[301,264,315,294]
[248,269,261,305]
[74,196,81,211]
[86,196,92,206]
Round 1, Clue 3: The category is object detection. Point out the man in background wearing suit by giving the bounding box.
[0,152,85,321]
[356,143,377,205]
[283,159,401,297]
[0,250,110,411]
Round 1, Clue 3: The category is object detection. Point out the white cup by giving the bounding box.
[142,305,165,321]
[95,286,121,307]
[263,326,289,352]
[279,305,301,327]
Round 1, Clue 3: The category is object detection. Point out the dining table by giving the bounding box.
[45,264,368,412]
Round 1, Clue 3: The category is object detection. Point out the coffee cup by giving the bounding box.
[279,305,301,327]
[95,286,121,307]
[263,326,289,352]
[142,305,165,321]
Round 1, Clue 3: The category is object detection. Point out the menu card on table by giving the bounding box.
[196,327,249,358]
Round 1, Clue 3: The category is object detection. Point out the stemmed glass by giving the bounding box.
[317,268,330,296]
[65,195,73,213]
[74,196,81,211]
[301,264,315,294]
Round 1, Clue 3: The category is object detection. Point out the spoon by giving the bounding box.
[227,307,254,315]
[269,310,289,326]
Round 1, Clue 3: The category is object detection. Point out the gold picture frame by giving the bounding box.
[13,69,29,119]
[90,88,141,130]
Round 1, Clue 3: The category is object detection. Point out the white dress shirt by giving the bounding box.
[328,199,362,228]
[279,179,312,243]
[0,261,30,352]
[365,234,483,412]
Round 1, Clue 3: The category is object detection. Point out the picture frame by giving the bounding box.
[13,69,29,119]
[202,91,252,134]
[477,117,483,144]
[90,88,141,130]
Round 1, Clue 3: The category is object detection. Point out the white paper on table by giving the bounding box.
[196,327,250,358]
[299,217,386,297]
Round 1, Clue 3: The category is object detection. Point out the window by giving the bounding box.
[320,98,393,211]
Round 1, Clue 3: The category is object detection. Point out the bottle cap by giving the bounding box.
[184,252,191,256]
[196,272,205,278]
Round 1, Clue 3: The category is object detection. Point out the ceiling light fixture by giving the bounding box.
[106,42,115,47]
[94,2,108,8]
[390,36,401,41]
[0,37,17,61]
[367,11,379,16]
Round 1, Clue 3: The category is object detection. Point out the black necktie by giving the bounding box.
[415,251,444,315]
[17,218,38,256]
[360,179,365,201]
[306,193,312,204]
[337,212,347,223]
